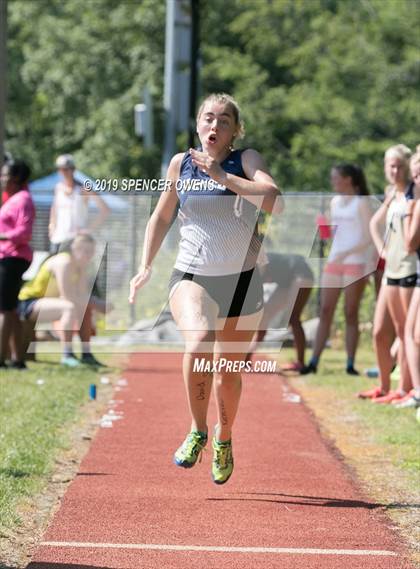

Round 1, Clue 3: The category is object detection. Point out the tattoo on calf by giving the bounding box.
[221,400,228,426]
[196,381,206,401]
[195,370,212,401]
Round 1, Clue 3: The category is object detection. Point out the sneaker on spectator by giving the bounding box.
[391,389,414,405]
[300,362,317,375]
[394,396,420,409]
[372,390,406,404]
[9,360,27,370]
[81,353,106,367]
[61,355,81,368]
[357,386,387,400]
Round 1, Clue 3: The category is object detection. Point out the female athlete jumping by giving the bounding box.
[129,93,281,484]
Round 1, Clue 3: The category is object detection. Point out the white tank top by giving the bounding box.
[174,150,261,276]
[50,182,89,244]
[384,191,417,279]
[328,195,370,264]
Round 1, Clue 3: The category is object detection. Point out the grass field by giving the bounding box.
[0,355,118,532]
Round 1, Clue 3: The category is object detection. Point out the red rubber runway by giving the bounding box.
[26,353,415,569]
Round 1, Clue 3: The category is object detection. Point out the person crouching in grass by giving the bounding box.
[18,234,109,367]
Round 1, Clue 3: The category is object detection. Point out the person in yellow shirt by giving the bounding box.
[18,234,107,367]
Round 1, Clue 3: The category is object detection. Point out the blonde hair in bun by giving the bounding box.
[197,93,245,144]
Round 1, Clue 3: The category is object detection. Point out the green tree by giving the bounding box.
[7,0,165,178]
[200,0,420,192]
[6,0,419,192]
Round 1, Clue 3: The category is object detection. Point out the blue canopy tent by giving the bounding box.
[28,170,128,252]
[29,170,127,211]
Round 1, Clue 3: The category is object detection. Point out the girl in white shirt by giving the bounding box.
[301,164,373,376]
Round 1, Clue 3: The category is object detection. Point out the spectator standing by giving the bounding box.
[301,164,373,376]
[396,146,420,408]
[0,160,35,368]
[370,145,417,404]
[49,154,110,253]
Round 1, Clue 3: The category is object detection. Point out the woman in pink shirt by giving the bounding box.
[0,160,35,368]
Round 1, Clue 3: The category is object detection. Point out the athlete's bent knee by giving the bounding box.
[185,331,215,354]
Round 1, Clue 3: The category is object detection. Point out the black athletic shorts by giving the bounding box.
[386,274,417,288]
[0,257,31,311]
[168,268,264,318]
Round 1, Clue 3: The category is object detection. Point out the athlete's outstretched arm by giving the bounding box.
[129,153,182,303]
[190,148,282,214]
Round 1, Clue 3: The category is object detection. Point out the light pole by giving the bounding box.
[161,0,192,177]
[188,0,199,148]
[130,87,155,326]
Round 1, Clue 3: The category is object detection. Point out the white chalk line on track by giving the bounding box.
[41,541,397,556]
